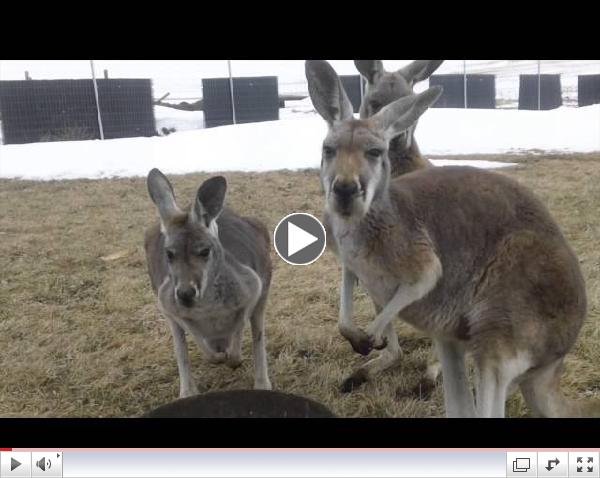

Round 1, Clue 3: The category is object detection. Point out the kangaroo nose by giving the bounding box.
[176,287,196,306]
[333,180,359,200]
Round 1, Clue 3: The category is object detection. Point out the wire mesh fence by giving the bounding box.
[0,60,599,145]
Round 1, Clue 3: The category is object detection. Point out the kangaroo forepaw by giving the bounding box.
[352,330,387,355]
[343,328,374,356]
[372,335,388,350]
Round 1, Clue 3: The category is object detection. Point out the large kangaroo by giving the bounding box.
[355,60,443,176]
[145,169,272,397]
[305,60,599,417]
[323,60,444,391]
[352,60,445,389]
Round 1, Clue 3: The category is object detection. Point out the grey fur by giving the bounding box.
[145,169,273,396]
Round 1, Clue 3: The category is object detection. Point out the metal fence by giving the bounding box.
[0,60,599,145]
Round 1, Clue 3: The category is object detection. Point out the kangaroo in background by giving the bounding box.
[355,60,443,176]
[306,59,599,417]
[145,169,272,397]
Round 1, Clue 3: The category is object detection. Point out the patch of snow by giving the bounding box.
[0,105,597,181]
[154,105,204,134]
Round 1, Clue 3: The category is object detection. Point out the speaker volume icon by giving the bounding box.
[36,457,52,471]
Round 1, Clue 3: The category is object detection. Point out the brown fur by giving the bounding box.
[388,136,433,176]
[356,60,442,177]
[335,163,595,416]
[325,62,437,255]
[374,167,586,360]
[306,60,598,416]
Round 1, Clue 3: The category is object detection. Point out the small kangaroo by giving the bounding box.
[144,169,272,397]
[306,60,599,417]
[355,60,443,176]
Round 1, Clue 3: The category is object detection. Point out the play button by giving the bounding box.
[1,452,31,476]
[274,213,326,265]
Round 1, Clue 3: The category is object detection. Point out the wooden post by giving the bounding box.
[104,69,109,79]
[25,71,31,80]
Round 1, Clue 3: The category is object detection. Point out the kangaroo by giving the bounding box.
[355,60,443,176]
[320,60,444,391]
[305,59,599,417]
[351,60,445,389]
[144,169,272,397]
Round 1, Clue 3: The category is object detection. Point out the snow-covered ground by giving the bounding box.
[155,106,204,133]
[1,104,598,181]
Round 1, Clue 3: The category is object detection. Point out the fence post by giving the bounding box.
[90,60,105,140]
[537,60,541,111]
[227,60,237,125]
[104,69,109,79]
[25,71,31,80]
[463,60,467,109]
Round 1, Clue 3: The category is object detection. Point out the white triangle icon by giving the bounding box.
[288,221,318,257]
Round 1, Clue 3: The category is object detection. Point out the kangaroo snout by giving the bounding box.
[176,286,198,307]
[333,179,360,199]
[332,178,363,216]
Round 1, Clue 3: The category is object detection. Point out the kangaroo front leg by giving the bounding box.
[250,297,272,390]
[166,317,199,398]
[339,265,372,355]
[435,339,475,417]
[362,258,442,354]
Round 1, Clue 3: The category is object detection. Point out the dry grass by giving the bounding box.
[1,153,599,417]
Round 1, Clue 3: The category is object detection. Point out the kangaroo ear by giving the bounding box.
[194,176,227,228]
[399,60,444,84]
[305,60,354,125]
[147,168,181,222]
[354,60,385,84]
[373,86,443,141]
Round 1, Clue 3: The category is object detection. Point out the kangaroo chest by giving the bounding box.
[333,222,399,308]
[332,216,452,337]
[158,268,258,340]
[182,302,244,337]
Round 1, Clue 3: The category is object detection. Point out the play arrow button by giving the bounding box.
[274,213,326,265]
[288,221,318,256]
[1,453,31,476]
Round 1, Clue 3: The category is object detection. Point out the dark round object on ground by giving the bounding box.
[144,389,336,418]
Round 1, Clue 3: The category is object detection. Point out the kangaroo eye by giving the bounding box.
[366,148,383,159]
[323,146,336,159]
[165,249,175,261]
[195,247,211,258]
